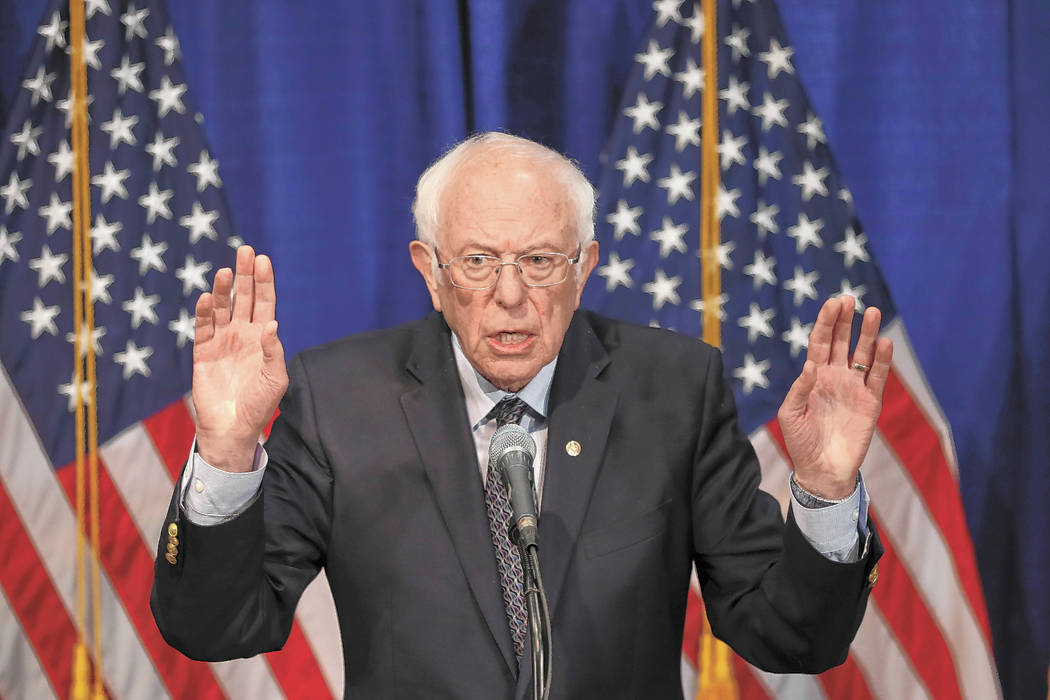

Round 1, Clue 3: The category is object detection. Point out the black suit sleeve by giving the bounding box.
[151,353,334,661]
[690,350,881,673]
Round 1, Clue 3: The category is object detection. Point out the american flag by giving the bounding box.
[581,1,1002,698]
[0,1,342,697]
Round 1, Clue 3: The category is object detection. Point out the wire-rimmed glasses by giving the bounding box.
[436,247,581,290]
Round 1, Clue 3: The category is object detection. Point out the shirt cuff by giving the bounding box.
[180,438,268,526]
[789,473,869,563]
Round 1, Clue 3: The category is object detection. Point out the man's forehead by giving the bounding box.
[437,156,574,248]
[447,152,561,198]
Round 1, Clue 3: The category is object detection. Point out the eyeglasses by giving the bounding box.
[436,247,582,290]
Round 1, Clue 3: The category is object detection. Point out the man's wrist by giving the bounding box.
[791,471,857,502]
[195,433,258,473]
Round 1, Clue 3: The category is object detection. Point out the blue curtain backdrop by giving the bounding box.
[1,1,1046,697]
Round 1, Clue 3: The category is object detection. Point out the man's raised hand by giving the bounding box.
[776,296,893,500]
[192,245,288,472]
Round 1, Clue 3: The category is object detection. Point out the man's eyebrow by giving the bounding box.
[453,240,568,254]
[453,240,499,254]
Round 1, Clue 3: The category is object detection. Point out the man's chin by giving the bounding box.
[477,359,539,393]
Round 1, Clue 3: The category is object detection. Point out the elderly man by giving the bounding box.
[152,133,889,699]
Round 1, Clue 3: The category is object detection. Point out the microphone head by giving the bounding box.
[488,423,537,476]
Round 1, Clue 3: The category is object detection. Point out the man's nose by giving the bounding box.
[492,261,527,306]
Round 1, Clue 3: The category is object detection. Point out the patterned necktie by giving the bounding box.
[484,396,530,659]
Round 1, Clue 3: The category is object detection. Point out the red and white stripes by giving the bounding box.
[0,366,167,699]
[0,365,343,699]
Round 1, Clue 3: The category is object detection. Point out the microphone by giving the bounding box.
[490,423,553,699]
[489,424,539,548]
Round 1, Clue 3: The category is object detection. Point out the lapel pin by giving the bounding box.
[565,440,581,457]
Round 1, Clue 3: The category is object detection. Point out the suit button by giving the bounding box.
[868,563,879,586]
[565,440,581,457]
[165,552,177,565]
[168,523,178,537]
[167,536,179,547]
[166,542,178,554]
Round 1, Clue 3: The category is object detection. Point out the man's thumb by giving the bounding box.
[781,360,816,418]
[261,321,285,366]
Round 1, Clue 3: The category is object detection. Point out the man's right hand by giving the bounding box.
[192,245,289,472]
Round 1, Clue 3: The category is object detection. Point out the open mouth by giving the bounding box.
[488,331,534,351]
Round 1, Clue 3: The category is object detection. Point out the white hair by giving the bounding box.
[411,132,596,256]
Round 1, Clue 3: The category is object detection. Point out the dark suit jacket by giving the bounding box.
[151,310,880,699]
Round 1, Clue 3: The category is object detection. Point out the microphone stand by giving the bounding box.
[511,521,552,700]
[492,427,551,700]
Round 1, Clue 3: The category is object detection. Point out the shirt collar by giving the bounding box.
[451,332,557,429]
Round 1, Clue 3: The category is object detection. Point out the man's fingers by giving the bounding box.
[850,306,882,371]
[232,245,256,321]
[253,254,276,324]
[805,298,839,365]
[828,295,855,365]
[211,267,233,327]
[865,337,894,397]
[194,293,215,345]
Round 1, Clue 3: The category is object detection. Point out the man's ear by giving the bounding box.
[409,240,443,312]
[572,240,600,308]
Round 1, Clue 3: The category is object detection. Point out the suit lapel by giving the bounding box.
[399,314,518,675]
[537,313,617,620]
[514,313,618,699]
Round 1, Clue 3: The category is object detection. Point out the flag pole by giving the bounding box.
[697,0,737,697]
[68,0,89,693]
[68,1,105,697]
[699,0,721,350]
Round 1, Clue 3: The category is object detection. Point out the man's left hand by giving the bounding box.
[777,296,894,500]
